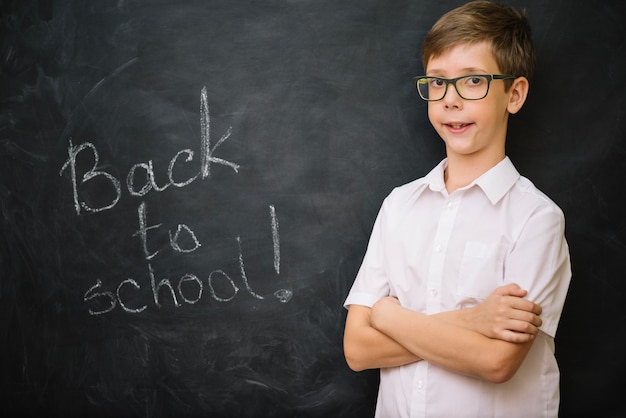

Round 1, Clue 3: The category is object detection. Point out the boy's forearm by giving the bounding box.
[431,309,479,331]
[370,298,534,383]
[431,308,518,339]
[344,304,422,371]
[344,283,540,373]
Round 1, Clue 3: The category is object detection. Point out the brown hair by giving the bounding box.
[421,1,536,88]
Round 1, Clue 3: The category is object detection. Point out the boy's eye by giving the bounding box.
[431,78,446,88]
[465,76,485,86]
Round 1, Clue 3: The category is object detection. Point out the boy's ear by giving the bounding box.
[507,76,529,114]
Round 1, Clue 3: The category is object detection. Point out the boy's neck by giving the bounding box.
[444,151,505,194]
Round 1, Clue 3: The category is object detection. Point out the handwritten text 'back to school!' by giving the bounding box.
[59,87,292,316]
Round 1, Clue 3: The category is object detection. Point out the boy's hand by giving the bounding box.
[468,283,542,343]
[370,296,401,330]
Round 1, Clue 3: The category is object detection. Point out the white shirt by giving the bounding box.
[344,157,571,418]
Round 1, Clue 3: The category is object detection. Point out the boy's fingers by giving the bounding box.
[495,283,525,296]
[510,320,539,336]
[501,329,535,344]
[507,296,542,316]
[522,312,542,328]
[509,306,543,327]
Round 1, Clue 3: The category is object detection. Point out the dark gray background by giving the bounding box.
[1,1,624,416]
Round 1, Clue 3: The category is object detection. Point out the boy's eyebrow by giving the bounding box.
[426,67,490,76]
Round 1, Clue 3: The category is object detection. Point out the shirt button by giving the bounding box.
[435,244,442,252]
[431,289,438,297]
[447,202,456,209]
[417,380,424,389]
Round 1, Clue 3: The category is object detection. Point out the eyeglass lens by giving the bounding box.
[416,76,490,101]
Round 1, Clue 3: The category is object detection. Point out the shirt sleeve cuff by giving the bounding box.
[343,292,381,310]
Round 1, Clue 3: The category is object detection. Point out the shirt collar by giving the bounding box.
[475,157,520,204]
[423,159,448,192]
[422,157,520,205]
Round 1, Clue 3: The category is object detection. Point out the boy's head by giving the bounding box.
[422,1,536,88]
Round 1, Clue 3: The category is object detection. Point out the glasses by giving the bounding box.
[414,74,516,101]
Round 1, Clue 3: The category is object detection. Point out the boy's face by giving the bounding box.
[425,41,521,163]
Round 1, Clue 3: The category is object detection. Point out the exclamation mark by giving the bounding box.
[269,205,280,275]
[270,205,292,303]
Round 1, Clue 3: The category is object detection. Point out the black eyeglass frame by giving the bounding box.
[413,74,517,101]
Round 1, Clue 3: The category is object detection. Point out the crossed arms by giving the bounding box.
[343,283,543,383]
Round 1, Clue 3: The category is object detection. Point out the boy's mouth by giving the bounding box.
[446,123,472,129]
[443,122,474,135]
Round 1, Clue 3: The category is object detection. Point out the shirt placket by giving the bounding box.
[427,194,460,314]
[412,193,461,417]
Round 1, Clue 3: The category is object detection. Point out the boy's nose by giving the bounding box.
[443,83,462,108]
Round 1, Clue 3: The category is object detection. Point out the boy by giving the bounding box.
[343,1,571,417]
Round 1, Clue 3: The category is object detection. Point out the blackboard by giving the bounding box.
[1,1,625,417]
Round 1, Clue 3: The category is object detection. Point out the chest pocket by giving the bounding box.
[456,241,507,304]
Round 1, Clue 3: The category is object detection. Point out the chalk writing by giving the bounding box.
[118,278,147,314]
[60,87,293,315]
[83,206,288,315]
[178,273,203,305]
[200,86,240,178]
[60,86,240,215]
[169,224,201,254]
[270,205,280,275]
[59,141,122,214]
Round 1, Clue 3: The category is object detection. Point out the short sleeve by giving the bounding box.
[504,203,572,338]
[343,199,391,309]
